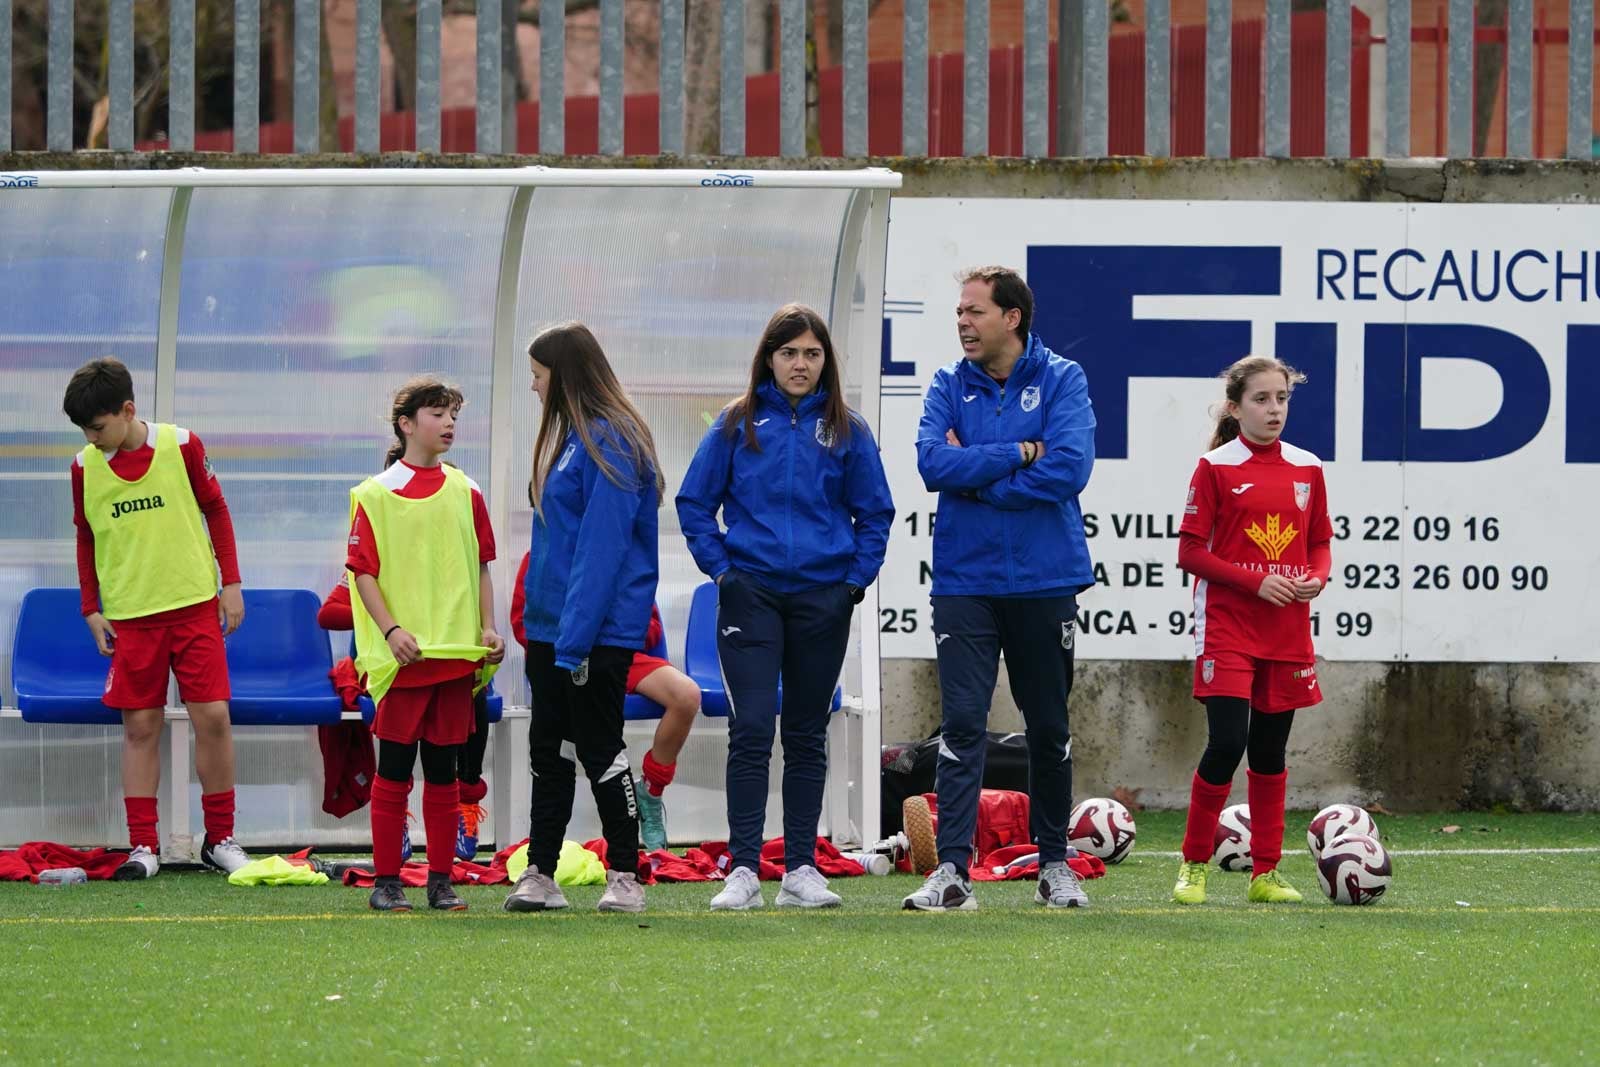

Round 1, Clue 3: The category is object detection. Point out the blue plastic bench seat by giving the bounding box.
[228,589,345,726]
[13,589,122,725]
[14,587,345,726]
[682,581,842,719]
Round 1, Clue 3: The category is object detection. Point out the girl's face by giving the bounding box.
[1227,370,1290,445]
[767,330,826,400]
[401,403,459,458]
[530,358,551,405]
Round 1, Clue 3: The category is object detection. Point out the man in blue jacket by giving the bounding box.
[902,266,1097,913]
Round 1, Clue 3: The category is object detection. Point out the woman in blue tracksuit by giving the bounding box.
[504,321,663,917]
[677,303,895,911]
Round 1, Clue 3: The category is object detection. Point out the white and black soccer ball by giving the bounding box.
[1068,798,1137,864]
[1316,832,1392,905]
[1307,804,1379,860]
[1212,803,1253,872]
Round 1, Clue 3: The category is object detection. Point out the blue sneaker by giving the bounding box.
[399,809,414,863]
[456,803,485,860]
[636,776,668,851]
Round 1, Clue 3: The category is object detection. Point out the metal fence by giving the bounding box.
[2,0,1596,159]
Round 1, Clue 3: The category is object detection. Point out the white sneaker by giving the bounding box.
[200,837,251,875]
[709,865,764,910]
[902,862,977,912]
[114,845,159,881]
[775,864,842,908]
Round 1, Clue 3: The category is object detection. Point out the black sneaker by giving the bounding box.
[368,877,414,912]
[426,875,468,911]
[113,845,159,881]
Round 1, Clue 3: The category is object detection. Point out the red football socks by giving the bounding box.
[642,750,675,797]
[370,775,410,878]
[1248,769,1288,876]
[1180,773,1232,863]
[124,796,159,851]
[458,778,488,806]
[422,781,461,876]
[200,789,235,845]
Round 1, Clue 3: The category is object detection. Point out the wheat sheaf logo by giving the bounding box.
[1245,513,1299,561]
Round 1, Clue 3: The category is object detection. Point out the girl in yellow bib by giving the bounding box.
[347,376,505,912]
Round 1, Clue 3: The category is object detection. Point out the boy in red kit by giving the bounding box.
[1172,355,1332,905]
[348,376,505,912]
[62,357,250,878]
[510,541,700,851]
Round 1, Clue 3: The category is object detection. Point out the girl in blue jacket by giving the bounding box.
[504,321,663,916]
[677,303,895,910]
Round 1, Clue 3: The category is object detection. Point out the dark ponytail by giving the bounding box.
[385,375,465,467]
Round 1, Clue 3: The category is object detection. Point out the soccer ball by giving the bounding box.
[1068,798,1137,864]
[1212,804,1253,871]
[1307,804,1379,860]
[1316,832,1392,905]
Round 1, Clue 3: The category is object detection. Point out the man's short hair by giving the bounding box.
[960,265,1033,341]
[63,357,136,427]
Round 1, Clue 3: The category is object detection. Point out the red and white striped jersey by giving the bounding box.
[1178,435,1332,661]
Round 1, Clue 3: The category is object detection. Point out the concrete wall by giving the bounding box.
[7,151,1598,810]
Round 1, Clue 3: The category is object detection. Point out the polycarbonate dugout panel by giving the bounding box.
[0,168,898,850]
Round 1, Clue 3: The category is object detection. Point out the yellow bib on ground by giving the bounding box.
[504,840,608,886]
[348,464,494,706]
[80,422,218,621]
[227,855,330,887]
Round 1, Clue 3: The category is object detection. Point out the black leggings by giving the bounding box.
[1196,697,1295,785]
[457,691,491,785]
[377,738,460,785]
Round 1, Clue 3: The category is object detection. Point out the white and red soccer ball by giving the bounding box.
[1307,804,1380,860]
[1212,803,1253,872]
[1068,798,1137,864]
[1316,832,1392,905]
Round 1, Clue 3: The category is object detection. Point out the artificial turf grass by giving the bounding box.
[2,814,1597,1064]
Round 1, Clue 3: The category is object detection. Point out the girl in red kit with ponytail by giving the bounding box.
[1172,355,1332,906]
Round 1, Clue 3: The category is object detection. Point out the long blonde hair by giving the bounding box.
[1210,355,1306,449]
[527,322,664,517]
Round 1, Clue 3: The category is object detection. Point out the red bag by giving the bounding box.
[920,788,1033,855]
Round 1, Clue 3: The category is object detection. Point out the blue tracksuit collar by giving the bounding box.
[958,335,1045,392]
[758,380,828,417]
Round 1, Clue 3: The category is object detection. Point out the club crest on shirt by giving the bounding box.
[557,443,577,471]
[1020,385,1041,413]
[814,419,836,448]
[1294,481,1311,511]
[1202,659,1215,683]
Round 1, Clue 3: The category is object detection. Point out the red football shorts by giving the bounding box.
[103,605,231,710]
[373,673,476,746]
[625,654,672,695]
[1193,651,1321,713]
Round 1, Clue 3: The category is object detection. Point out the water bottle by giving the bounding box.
[843,851,892,876]
[39,867,88,886]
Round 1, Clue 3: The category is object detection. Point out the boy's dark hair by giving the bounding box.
[63,357,136,426]
[959,265,1034,341]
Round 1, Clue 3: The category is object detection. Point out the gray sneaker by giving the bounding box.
[902,862,977,912]
[200,837,251,875]
[1037,860,1090,908]
[775,864,842,908]
[709,865,764,910]
[503,865,569,912]
[596,870,646,913]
